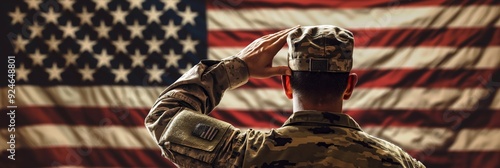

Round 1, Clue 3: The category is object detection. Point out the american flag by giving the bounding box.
[1,0,499,167]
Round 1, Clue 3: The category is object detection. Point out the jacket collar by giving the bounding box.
[282,110,362,131]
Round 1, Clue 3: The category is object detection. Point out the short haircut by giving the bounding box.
[290,71,349,102]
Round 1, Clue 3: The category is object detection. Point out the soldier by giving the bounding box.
[145,25,425,168]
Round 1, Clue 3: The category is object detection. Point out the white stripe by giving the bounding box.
[0,85,163,108]
[493,92,500,109]
[209,46,500,68]
[1,86,499,110]
[0,125,158,150]
[1,125,499,151]
[208,5,500,30]
[449,129,500,151]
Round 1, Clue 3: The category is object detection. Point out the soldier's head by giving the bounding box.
[281,25,358,107]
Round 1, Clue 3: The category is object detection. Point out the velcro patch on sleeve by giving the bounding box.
[192,124,219,141]
[162,109,232,152]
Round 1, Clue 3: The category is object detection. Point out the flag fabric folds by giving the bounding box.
[1,0,499,167]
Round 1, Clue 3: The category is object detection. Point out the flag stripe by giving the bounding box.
[207,5,500,30]
[364,127,500,151]
[6,107,500,129]
[209,47,500,69]
[3,86,499,110]
[2,125,499,151]
[208,28,500,47]
[242,69,499,89]
[3,107,148,127]
[0,125,158,149]
[0,148,174,168]
[207,0,498,9]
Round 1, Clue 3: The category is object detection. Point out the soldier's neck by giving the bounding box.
[292,94,343,113]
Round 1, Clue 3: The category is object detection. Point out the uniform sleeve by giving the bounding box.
[399,149,426,168]
[144,56,250,167]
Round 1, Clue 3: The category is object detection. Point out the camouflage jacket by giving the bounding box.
[145,56,425,168]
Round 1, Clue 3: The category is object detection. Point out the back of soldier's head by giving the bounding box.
[287,25,354,101]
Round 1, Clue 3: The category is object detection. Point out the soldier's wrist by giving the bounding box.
[221,56,249,89]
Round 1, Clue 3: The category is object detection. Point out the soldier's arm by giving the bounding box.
[145,56,248,167]
[144,27,299,167]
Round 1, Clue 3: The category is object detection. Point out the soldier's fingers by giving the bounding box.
[265,66,292,77]
[263,27,299,52]
[263,26,300,40]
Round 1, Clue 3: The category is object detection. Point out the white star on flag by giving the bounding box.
[94,49,113,68]
[95,21,111,39]
[178,6,197,25]
[180,34,199,53]
[9,7,26,24]
[111,5,128,24]
[63,50,78,67]
[41,7,61,24]
[144,5,163,24]
[111,64,130,83]
[29,22,44,38]
[162,20,181,39]
[58,0,75,11]
[146,36,163,53]
[77,7,94,25]
[79,64,95,81]
[130,49,146,68]
[59,21,79,38]
[164,49,181,68]
[162,0,180,11]
[146,64,165,82]
[16,63,31,82]
[13,35,29,53]
[128,0,145,9]
[127,20,146,39]
[45,35,62,52]
[113,36,130,53]
[25,0,41,10]
[77,35,96,53]
[93,0,110,10]
[45,63,64,81]
[30,49,46,66]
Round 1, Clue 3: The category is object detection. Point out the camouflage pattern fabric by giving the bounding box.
[145,56,425,168]
[287,25,354,72]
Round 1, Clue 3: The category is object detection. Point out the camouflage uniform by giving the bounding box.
[145,25,425,168]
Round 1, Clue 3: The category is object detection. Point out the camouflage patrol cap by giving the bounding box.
[287,25,354,72]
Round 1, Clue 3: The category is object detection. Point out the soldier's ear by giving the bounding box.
[343,73,358,100]
[281,75,293,99]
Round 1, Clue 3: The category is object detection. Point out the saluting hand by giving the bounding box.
[235,26,300,78]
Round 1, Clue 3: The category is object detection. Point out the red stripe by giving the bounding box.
[0,148,175,167]
[210,109,290,128]
[241,69,500,89]
[409,151,500,168]
[208,28,500,47]
[3,107,148,128]
[346,109,500,129]
[7,107,500,129]
[207,0,498,9]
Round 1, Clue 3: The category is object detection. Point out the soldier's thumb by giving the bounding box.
[267,66,291,77]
